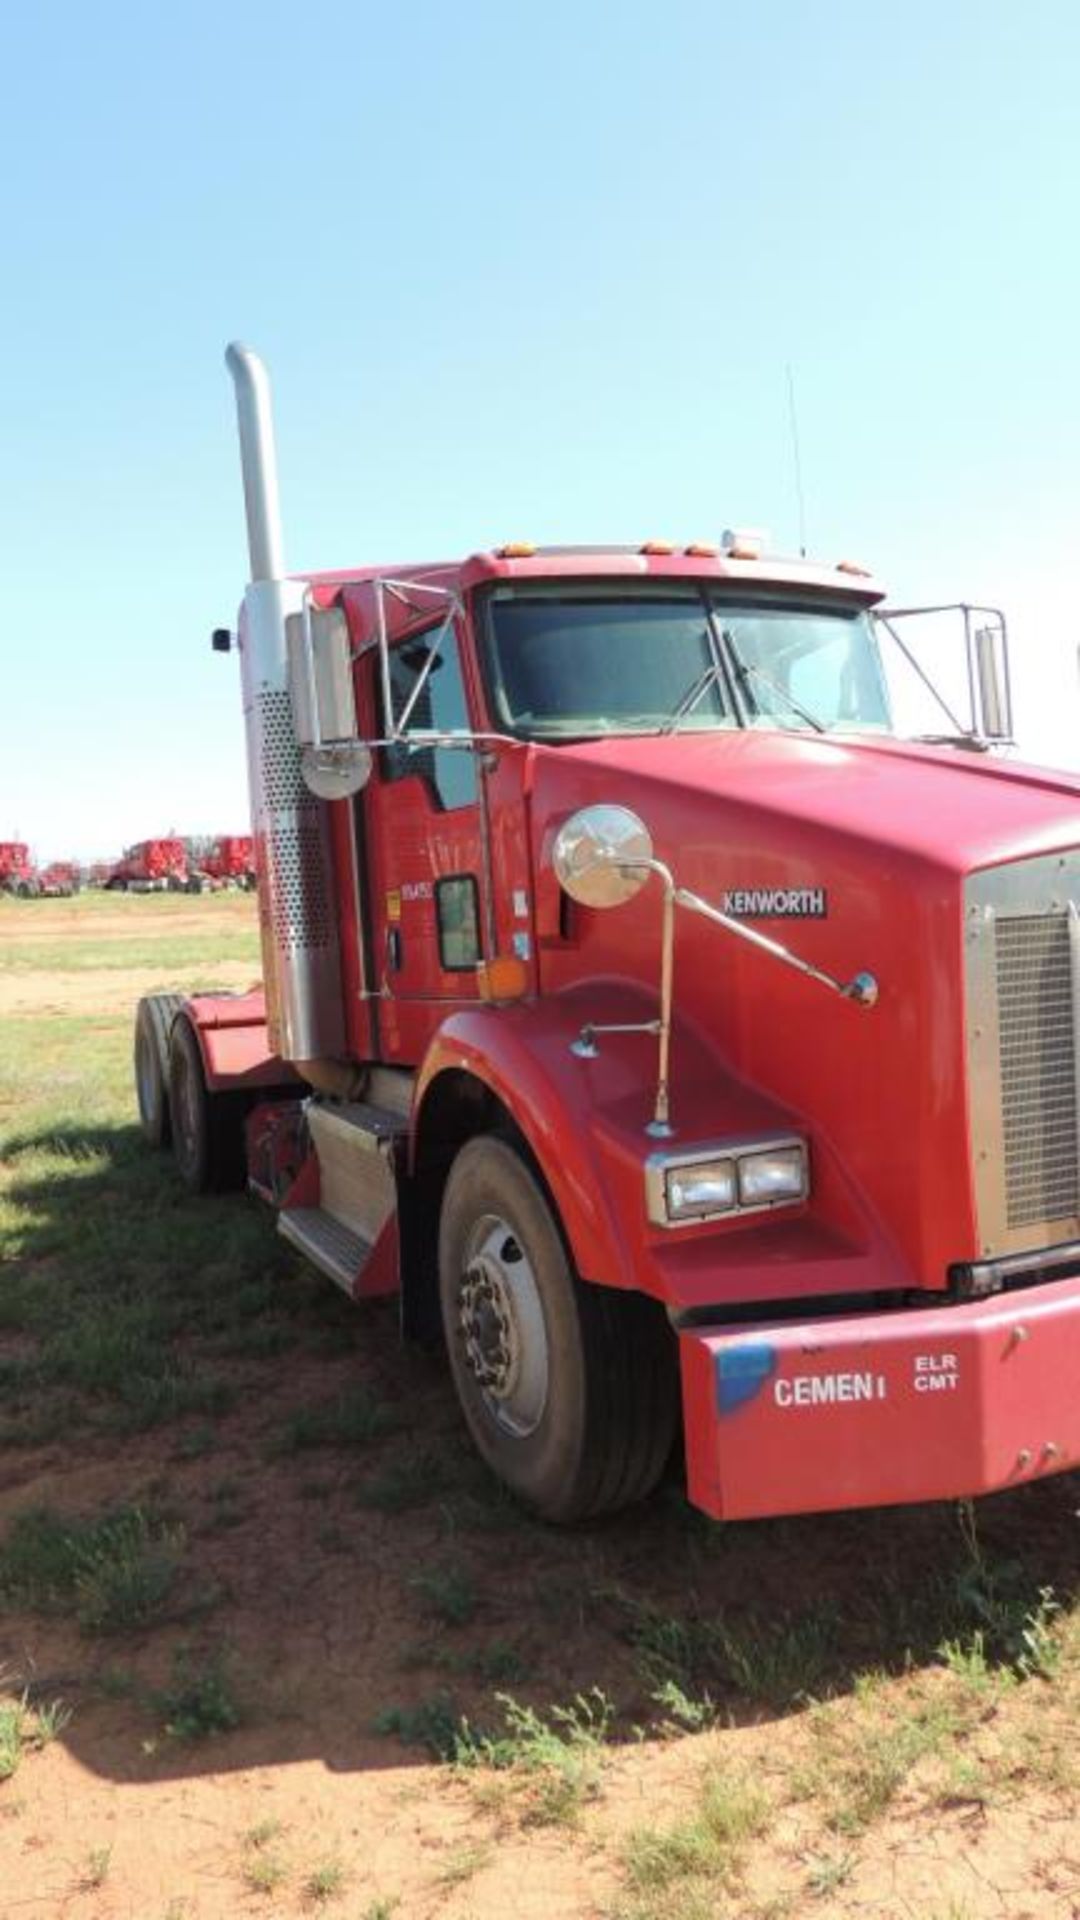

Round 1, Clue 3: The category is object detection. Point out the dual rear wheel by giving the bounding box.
[133,996,245,1192]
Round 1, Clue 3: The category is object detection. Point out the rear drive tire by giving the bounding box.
[168,1016,247,1194]
[438,1135,678,1522]
[134,993,186,1147]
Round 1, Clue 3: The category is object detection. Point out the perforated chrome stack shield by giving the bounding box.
[966,852,1080,1258]
[240,578,345,1061]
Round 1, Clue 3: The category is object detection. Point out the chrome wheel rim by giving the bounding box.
[459,1212,548,1439]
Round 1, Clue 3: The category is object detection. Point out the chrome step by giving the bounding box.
[278,1207,371,1292]
[306,1100,405,1246]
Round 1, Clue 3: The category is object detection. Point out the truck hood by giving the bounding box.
[526,728,1080,1293]
[543,730,1080,876]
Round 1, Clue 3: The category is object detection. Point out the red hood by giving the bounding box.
[542,730,1080,876]
[525,730,1080,1296]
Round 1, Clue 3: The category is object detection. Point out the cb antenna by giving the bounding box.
[786,362,808,558]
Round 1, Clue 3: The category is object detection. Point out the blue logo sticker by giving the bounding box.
[716,1341,777,1415]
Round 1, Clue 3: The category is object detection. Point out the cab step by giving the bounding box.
[277,1206,371,1291]
[275,1096,408,1297]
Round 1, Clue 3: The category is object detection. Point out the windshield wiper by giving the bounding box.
[660,661,726,734]
[910,731,991,753]
[722,627,826,734]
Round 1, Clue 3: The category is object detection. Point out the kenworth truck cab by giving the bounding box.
[133,345,1080,1524]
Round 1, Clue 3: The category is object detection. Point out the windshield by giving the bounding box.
[482,585,893,739]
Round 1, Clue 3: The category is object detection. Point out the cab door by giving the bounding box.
[362,618,487,1065]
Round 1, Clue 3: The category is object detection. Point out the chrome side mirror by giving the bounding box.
[287,603,372,798]
[552,805,654,909]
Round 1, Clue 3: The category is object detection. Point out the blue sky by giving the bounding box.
[2,0,1078,859]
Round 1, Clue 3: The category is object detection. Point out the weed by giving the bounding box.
[436,1840,491,1887]
[359,1901,398,1920]
[31,1695,71,1743]
[79,1845,113,1890]
[410,1561,477,1627]
[156,1647,240,1740]
[244,1851,289,1894]
[245,1818,284,1849]
[651,1677,716,1732]
[242,1818,288,1894]
[622,1767,769,1898]
[278,1385,395,1452]
[941,1504,1062,1678]
[805,1849,856,1897]
[456,1688,615,1825]
[175,1425,217,1460]
[302,1856,347,1903]
[0,1699,28,1780]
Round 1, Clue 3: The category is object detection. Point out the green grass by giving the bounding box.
[620,1767,770,1909]
[0,931,260,974]
[0,1686,70,1780]
[0,1504,185,1632]
[277,1385,396,1452]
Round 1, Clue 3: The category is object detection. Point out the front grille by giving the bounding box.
[995,914,1078,1228]
[967,856,1080,1258]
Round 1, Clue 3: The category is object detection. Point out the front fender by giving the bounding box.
[413,991,654,1289]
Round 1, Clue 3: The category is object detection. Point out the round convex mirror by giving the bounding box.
[300,742,373,800]
[552,805,653,909]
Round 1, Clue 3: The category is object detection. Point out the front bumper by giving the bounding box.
[680,1273,1080,1521]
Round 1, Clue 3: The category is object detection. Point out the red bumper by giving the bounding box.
[681,1274,1080,1521]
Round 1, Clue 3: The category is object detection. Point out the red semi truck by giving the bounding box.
[108,839,189,891]
[134,345,1080,1526]
[0,844,38,896]
[197,835,256,889]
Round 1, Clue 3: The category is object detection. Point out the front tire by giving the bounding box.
[438,1136,678,1522]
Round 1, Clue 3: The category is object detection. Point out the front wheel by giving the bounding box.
[438,1136,678,1522]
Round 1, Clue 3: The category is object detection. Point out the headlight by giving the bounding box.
[666,1159,737,1220]
[737,1145,807,1207]
[646,1136,809,1227]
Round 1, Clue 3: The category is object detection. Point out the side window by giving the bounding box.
[383,624,478,811]
[436,876,482,970]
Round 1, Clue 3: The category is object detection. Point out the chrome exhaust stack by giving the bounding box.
[226,343,346,1065]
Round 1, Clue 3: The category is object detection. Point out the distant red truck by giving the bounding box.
[38,862,80,897]
[196,835,256,890]
[0,843,38,896]
[106,838,189,891]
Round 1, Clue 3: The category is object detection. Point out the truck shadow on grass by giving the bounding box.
[2,1118,1079,1784]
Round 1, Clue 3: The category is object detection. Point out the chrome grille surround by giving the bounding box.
[966,854,1080,1258]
